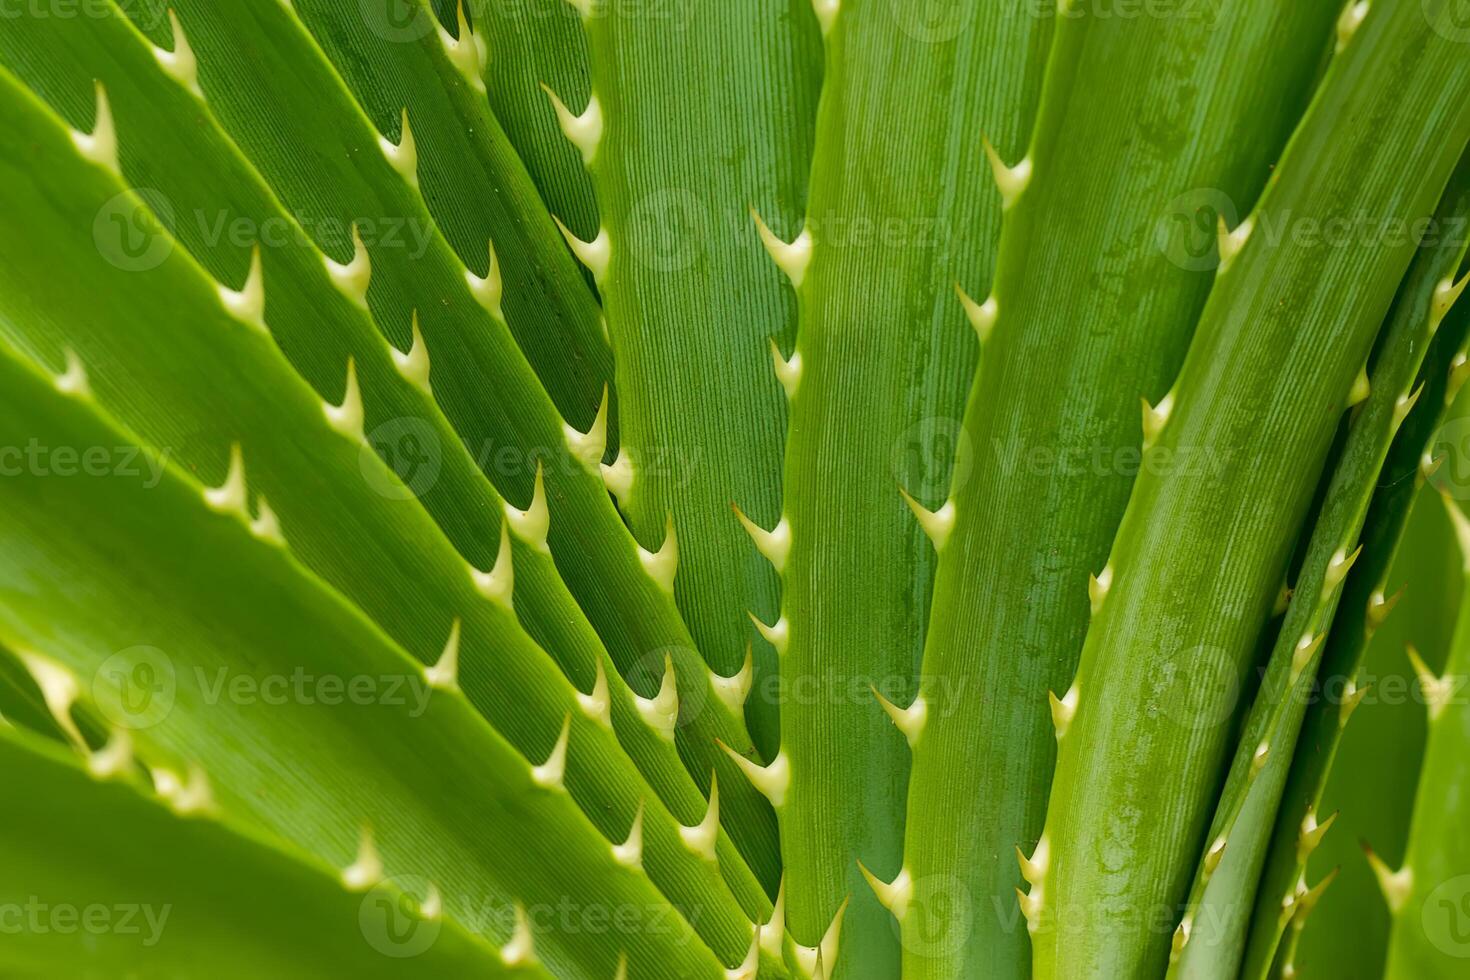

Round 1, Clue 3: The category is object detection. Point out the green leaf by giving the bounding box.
[900,0,1341,975]
[0,334,725,979]
[1033,1,1470,974]
[0,726,533,979]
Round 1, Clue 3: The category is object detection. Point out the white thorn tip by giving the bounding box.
[1049,684,1078,739]
[540,83,602,165]
[983,138,1032,210]
[1290,632,1325,683]
[1365,846,1412,913]
[859,861,912,920]
[420,883,442,920]
[342,825,383,890]
[393,311,432,394]
[1406,644,1452,720]
[749,611,789,655]
[465,240,504,318]
[1297,808,1338,861]
[792,900,847,976]
[154,765,214,816]
[726,926,761,980]
[769,338,802,399]
[55,349,93,399]
[425,619,461,692]
[324,358,365,442]
[638,517,679,593]
[1251,741,1270,775]
[1336,0,1369,52]
[711,647,754,715]
[1346,364,1370,409]
[324,226,371,307]
[565,386,610,471]
[1204,835,1227,876]
[73,81,119,172]
[219,246,267,331]
[601,450,634,504]
[250,495,284,546]
[1217,214,1254,270]
[811,0,839,35]
[900,488,956,551]
[472,521,515,607]
[751,209,812,288]
[88,729,134,779]
[155,10,202,98]
[1323,544,1362,596]
[438,2,485,92]
[1088,564,1113,614]
[612,802,644,869]
[733,504,791,572]
[1017,837,1049,888]
[532,714,571,790]
[1433,271,1470,328]
[680,773,720,861]
[19,652,82,747]
[505,462,551,552]
[634,654,679,740]
[577,657,612,727]
[205,443,249,517]
[955,284,998,343]
[872,685,926,748]
[1142,392,1174,449]
[553,216,611,284]
[719,742,789,808]
[501,902,537,966]
[380,108,418,188]
[761,879,786,959]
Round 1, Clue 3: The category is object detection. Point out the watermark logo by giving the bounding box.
[360,875,442,958]
[1423,874,1470,957]
[1427,0,1470,43]
[94,189,174,272]
[1156,188,1237,272]
[889,0,974,42]
[892,417,973,502]
[360,0,438,41]
[0,898,170,946]
[626,188,709,272]
[900,873,973,957]
[92,646,176,730]
[1428,417,1470,500]
[1151,644,1239,732]
[363,417,442,499]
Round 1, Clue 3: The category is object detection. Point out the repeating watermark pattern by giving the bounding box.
[989,437,1229,481]
[197,666,433,718]
[892,417,974,502]
[1428,417,1470,500]
[625,188,710,272]
[1427,0,1470,43]
[360,0,438,42]
[0,898,170,946]
[94,189,175,273]
[1423,874,1470,958]
[0,441,173,486]
[900,873,973,957]
[1157,187,1470,271]
[91,649,436,728]
[363,417,443,500]
[0,0,168,27]
[1151,644,1240,732]
[93,646,176,730]
[360,875,442,958]
[95,191,435,272]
